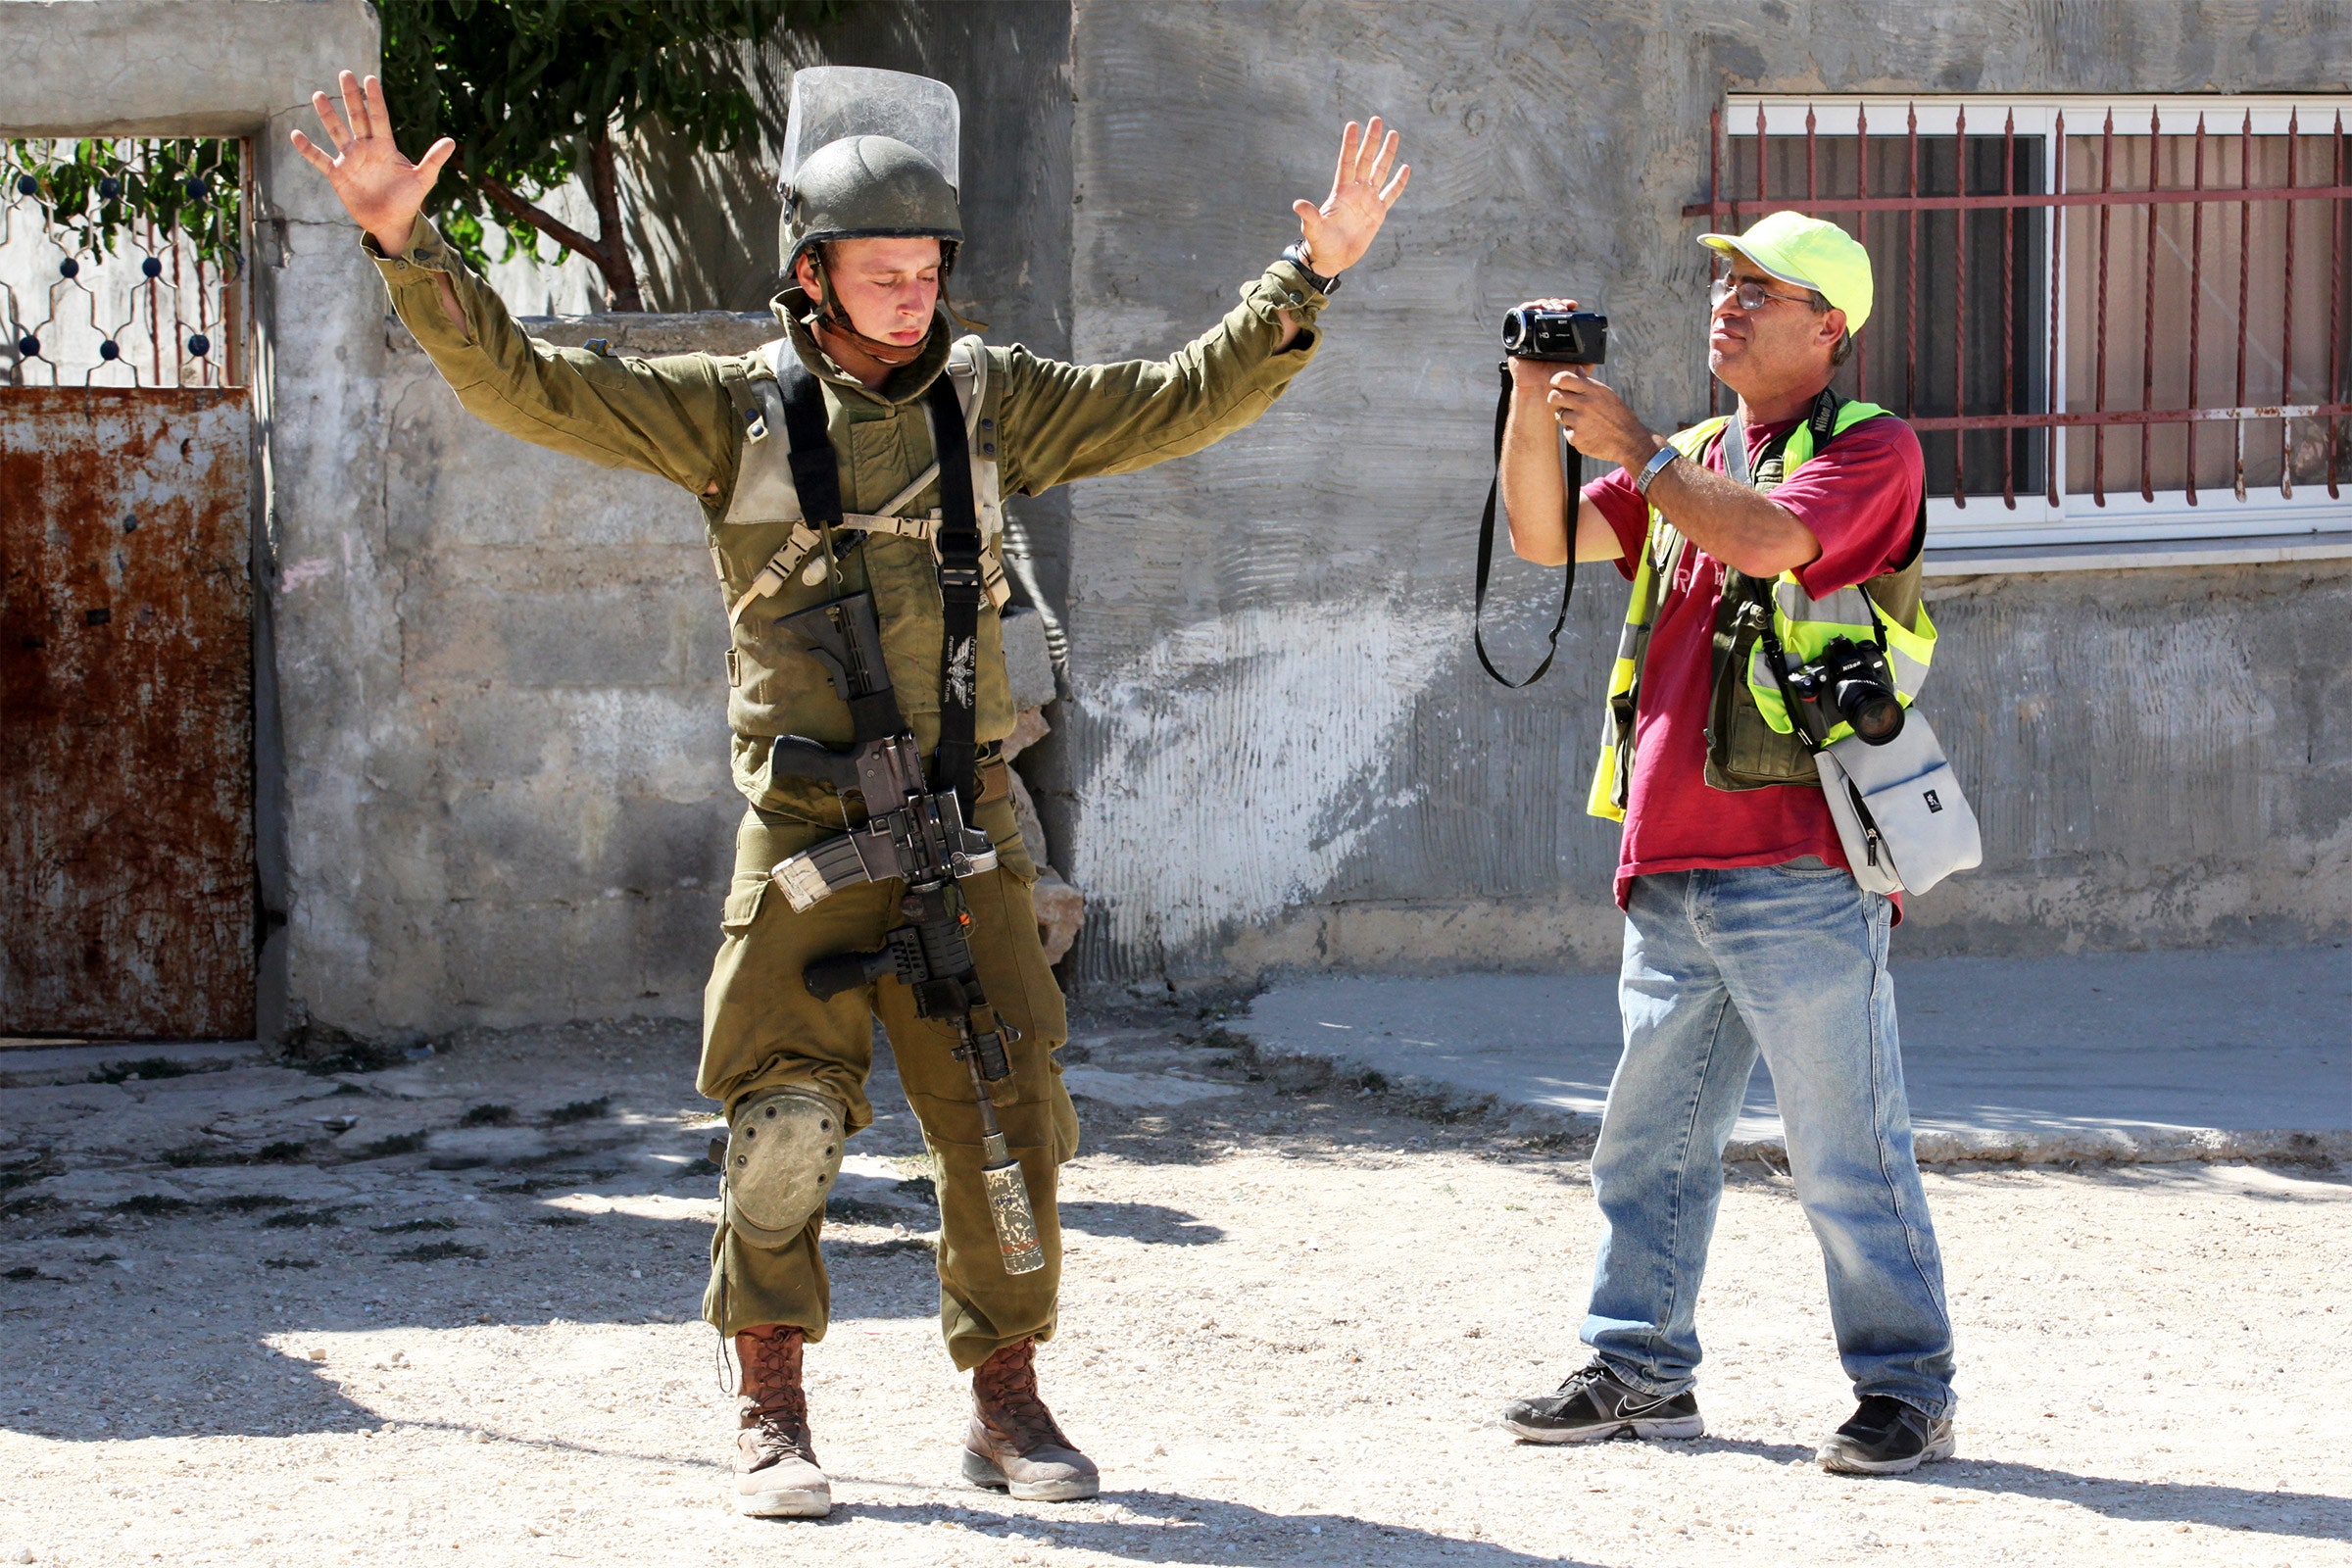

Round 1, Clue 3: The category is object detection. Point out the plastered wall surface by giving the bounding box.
[324,317,761,1033]
[1052,0,2352,985]
[267,2,1080,1036]
[10,0,2349,1041]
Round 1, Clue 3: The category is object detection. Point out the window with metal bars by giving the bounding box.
[1691,98,2351,549]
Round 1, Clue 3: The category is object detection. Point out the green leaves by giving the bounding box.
[3,138,242,267]
[378,0,835,291]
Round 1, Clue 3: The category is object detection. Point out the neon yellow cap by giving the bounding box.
[1700,212,1874,334]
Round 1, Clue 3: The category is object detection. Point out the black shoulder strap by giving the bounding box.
[1473,362,1577,688]
[775,362,845,526]
[925,373,984,812]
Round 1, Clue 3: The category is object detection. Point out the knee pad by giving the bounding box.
[721,1088,847,1249]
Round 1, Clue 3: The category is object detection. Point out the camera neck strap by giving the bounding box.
[1732,386,1896,754]
[1725,386,1890,657]
[1473,361,1579,688]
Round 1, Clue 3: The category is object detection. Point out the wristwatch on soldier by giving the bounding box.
[1281,241,1342,296]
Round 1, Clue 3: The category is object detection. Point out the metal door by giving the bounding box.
[1,386,254,1038]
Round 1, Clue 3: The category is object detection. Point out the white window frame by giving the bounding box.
[1726,94,2352,555]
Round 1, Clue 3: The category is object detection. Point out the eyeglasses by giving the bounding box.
[1709,277,1817,314]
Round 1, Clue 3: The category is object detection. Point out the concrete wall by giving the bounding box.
[11,0,2347,1041]
[271,3,1080,1038]
[1048,0,2352,986]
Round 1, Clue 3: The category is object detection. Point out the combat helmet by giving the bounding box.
[781,133,961,279]
[777,68,963,296]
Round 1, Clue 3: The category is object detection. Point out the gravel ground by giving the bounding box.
[1,1010,2346,1568]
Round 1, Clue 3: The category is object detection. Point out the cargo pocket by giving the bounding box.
[910,1077,1078,1167]
[720,876,767,937]
[973,796,1037,886]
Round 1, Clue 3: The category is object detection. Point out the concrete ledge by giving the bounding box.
[0,0,379,137]
[1241,1031,2350,1169]
[0,1040,267,1089]
[1232,949,2347,1169]
[385,311,777,359]
[1926,530,2352,575]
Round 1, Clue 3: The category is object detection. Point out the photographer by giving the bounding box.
[1494,215,1956,1475]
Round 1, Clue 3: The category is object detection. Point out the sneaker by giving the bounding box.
[1816,1395,1956,1475]
[1500,1361,1705,1444]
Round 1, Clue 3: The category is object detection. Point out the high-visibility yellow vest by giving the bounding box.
[1588,395,1935,823]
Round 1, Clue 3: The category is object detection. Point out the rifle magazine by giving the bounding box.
[769,833,877,912]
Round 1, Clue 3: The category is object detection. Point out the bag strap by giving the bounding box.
[926,372,985,813]
[1473,362,1578,688]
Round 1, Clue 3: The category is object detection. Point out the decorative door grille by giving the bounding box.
[1,137,244,388]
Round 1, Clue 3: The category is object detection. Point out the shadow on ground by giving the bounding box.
[824,1491,1611,1564]
[1654,1436,2350,1543]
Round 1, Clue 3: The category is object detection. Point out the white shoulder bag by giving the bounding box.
[1812,717,1982,897]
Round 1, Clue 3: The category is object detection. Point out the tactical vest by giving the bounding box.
[1588,395,1936,823]
[709,332,1016,813]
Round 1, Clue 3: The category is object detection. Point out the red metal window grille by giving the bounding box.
[1690,99,2352,547]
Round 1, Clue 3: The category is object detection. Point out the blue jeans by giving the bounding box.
[1582,865,1956,1417]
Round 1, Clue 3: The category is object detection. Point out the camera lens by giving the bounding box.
[1500,309,1530,352]
[1839,683,1905,745]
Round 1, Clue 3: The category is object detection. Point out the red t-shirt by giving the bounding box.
[1583,414,1924,910]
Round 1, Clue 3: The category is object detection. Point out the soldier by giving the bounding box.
[292,67,1407,1517]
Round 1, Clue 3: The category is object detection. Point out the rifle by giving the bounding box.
[764,593,1045,1276]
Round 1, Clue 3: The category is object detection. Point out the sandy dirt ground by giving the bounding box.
[1,1009,2346,1568]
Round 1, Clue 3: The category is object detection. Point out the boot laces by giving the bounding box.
[975,1342,1071,1450]
[735,1328,809,1434]
[1555,1362,1614,1397]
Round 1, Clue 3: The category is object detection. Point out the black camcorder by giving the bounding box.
[1472,304,1611,689]
[1500,306,1608,365]
[1786,636,1906,745]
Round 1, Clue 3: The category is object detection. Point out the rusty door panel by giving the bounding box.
[1,387,254,1039]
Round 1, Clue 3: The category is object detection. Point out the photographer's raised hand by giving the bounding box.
[1544,351,1823,578]
[1544,364,1660,475]
[1499,298,1625,565]
[1293,117,1410,276]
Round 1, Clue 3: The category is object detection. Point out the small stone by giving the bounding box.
[307,1348,327,1362]
[469,1430,491,1445]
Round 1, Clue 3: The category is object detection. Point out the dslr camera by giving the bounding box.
[1786,637,1905,745]
[1501,306,1608,365]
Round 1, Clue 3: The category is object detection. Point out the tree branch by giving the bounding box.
[583,134,644,313]
[477,173,610,272]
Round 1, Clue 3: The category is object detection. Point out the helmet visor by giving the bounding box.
[780,67,960,194]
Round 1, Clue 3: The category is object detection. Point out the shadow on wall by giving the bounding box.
[620,0,1076,337]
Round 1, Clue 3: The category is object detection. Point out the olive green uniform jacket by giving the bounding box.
[370,218,1330,1365]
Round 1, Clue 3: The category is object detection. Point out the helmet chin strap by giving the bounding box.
[807,257,927,368]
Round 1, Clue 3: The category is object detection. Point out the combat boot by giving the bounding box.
[960,1339,1100,1501]
[732,1324,830,1518]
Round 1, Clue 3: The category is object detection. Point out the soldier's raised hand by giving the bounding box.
[289,71,455,253]
[1291,117,1410,277]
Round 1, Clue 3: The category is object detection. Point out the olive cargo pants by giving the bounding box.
[698,799,1077,1371]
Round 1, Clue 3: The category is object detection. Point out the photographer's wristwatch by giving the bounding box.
[1632,444,1680,497]
[1281,242,1342,296]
